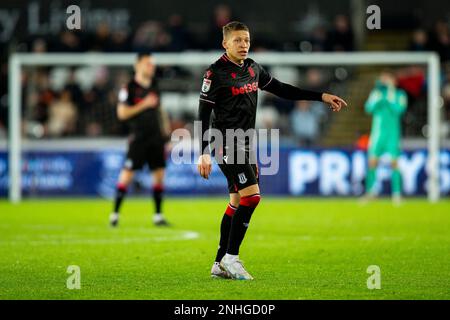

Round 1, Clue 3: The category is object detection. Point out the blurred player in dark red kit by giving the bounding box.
[110,53,170,227]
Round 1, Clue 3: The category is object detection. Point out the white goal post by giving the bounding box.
[8,52,441,202]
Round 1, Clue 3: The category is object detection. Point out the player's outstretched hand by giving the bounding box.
[322,93,348,112]
[197,154,212,179]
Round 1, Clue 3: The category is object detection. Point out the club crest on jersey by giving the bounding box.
[248,66,255,77]
[202,78,212,93]
[238,172,247,184]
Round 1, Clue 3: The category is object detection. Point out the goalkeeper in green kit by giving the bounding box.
[364,70,408,203]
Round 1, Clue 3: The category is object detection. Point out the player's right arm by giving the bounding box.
[197,101,213,179]
[197,67,220,179]
[116,86,158,121]
[364,89,381,114]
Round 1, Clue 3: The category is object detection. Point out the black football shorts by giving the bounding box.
[217,150,259,194]
[124,140,166,171]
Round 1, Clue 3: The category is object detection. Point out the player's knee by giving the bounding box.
[229,193,240,208]
[239,194,261,208]
[119,170,135,185]
[153,169,165,184]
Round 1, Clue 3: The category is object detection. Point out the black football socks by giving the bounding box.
[113,183,127,213]
[153,184,164,214]
[215,203,237,263]
[227,194,261,256]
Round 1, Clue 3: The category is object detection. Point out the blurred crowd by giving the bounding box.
[2,6,355,55]
[409,20,450,62]
[403,19,450,138]
[20,67,126,138]
[0,4,449,145]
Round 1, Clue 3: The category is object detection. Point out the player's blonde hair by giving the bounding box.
[222,21,249,39]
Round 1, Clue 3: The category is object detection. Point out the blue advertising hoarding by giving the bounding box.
[0,148,449,197]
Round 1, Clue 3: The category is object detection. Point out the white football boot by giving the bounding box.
[359,191,377,204]
[210,262,231,279]
[222,254,254,280]
[392,193,402,206]
[153,213,170,226]
[109,212,119,227]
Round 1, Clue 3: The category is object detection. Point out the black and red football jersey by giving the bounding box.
[199,53,273,135]
[118,79,163,142]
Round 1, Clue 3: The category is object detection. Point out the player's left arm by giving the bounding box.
[262,78,347,112]
[257,64,347,111]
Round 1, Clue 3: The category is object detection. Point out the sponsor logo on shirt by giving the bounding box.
[231,82,258,96]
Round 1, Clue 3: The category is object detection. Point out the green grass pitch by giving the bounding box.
[0,198,449,300]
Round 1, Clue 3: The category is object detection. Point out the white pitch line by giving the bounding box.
[0,231,200,246]
[253,235,405,242]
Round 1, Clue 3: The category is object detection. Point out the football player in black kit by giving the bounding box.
[110,53,170,227]
[198,22,347,280]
